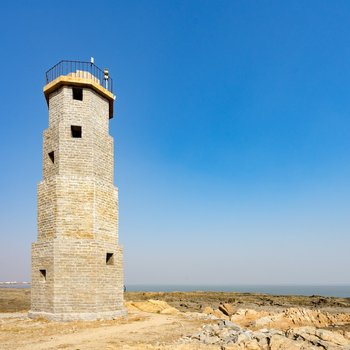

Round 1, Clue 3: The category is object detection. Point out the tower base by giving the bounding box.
[31,239,125,321]
[28,308,128,321]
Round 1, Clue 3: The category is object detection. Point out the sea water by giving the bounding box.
[125,284,350,298]
[2,283,349,297]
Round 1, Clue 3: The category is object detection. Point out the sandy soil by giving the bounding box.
[1,288,349,350]
[0,311,208,350]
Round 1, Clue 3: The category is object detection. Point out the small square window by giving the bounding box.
[72,87,83,101]
[106,253,114,265]
[40,269,46,282]
[71,125,82,138]
[48,151,55,163]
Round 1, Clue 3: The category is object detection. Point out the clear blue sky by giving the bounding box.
[0,0,350,285]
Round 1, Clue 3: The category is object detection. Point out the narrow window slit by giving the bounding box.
[72,87,83,101]
[40,269,46,281]
[106,253,114,265]
[71,125,82,138]
[48,151,55,163]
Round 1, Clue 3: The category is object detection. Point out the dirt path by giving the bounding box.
[0,311,204,350]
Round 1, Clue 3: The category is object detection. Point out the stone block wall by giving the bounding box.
[30,80,126,321]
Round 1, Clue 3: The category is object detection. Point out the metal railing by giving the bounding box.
[45,60,113,93]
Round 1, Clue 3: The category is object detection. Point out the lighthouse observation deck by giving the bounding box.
[44,60,115,118]
[45,60,113,92]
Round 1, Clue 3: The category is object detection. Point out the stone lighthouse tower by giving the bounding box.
[29,60,127,321]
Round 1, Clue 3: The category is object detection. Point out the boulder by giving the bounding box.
[253,315,281,328]
[219,303,235,316]
[230,308,269,327]
[236,332,252,343]
[222,320,242,330]
[286,326,350,348]
[269,334,305,350]
[316,328,350,346]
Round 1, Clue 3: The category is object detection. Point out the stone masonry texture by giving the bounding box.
[30,73,127,321]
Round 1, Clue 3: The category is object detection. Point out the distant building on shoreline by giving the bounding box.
[29,60,127,321]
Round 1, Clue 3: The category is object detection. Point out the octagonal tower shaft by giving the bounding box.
[29,61,127,321]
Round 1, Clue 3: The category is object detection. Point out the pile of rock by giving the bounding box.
[179,319,350,349]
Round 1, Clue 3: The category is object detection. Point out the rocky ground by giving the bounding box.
[0,288,349,349]
[125,291,350,315]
